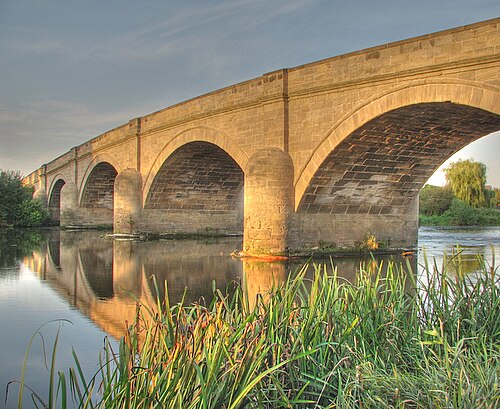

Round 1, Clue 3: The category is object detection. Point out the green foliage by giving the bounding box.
[16,256,500,408]
[446,198,480,225]
[445,159,487,208]
[420,198,500,226]
[419,184,454,216]
[486,188,499,208]
[0,169,50,227]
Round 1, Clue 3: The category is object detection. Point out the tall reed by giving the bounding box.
[15,253,499,408]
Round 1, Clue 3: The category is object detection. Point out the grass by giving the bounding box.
[12,253,500,408]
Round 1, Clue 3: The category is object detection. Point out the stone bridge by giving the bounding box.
[24,18,500,255]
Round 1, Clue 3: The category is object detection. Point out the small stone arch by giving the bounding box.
[142,127,248,205]
[294,81,500,209]
[79,155,122,207]
[48,174,67,201]
[48,176,67,222]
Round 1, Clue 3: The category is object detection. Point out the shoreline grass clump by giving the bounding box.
[16,255,500,408]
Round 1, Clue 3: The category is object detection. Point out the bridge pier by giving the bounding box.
[114,169,142,235]
[290,197,419,251]
[243,148,294,256]
[60,182,80,227]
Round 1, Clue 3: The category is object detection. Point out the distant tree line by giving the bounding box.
[0,169,50,227]
[420,159,500,226]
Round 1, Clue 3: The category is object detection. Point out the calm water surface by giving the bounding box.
[0,226,499,407]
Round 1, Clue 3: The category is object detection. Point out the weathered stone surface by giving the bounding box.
[60,182,79,226]
[81,163,117,210]
[298,103,500,217]
[244,148,294,255]
[114,169,142,234]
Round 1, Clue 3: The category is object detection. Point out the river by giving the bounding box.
[0,226,499,408]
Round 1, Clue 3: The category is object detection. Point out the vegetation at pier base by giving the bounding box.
[0,169,50,227]
[14,254,499,408]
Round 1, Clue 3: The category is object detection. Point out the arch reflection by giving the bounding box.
[26,232,246,339]
[23,230,428,341]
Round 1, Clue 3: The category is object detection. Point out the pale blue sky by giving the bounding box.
[1,1,499,186]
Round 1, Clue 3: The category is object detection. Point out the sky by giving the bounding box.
[0,0,499,186]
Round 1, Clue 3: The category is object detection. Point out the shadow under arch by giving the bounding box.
[142,126,248,206]
[294,81,500,209]
[142,137,245,235]
[296,102,500,216]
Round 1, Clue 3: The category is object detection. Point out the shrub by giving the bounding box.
[0,169,50,227]
[419,184,454,216]
[446,198,480,225]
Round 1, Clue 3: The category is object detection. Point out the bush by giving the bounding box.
[420,198,500,226]
[0,169,50,227]
[446,198,480,225]
[419,185,454,216]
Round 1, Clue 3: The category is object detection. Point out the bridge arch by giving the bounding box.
[142,126,248,204]
[48,175,66,222]
[144,141,244,212]
[79,154,123,206]
[295,81,500,209]
[141,135,245,235]
[78,158,120,227]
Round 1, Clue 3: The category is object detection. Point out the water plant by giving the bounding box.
[12,253,500,408]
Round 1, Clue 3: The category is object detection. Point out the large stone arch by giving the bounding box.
[142,127,248,204]
[295,81,500,208]
[80,162,118,210]
[140,136,245,235]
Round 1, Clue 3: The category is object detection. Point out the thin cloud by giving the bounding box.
[0,99,152,174]
[1,0,320,64]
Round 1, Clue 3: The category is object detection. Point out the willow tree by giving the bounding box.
[444,159,487,208]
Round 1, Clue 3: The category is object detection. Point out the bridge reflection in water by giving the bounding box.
[28,229,493,341]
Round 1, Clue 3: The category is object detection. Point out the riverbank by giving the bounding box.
[13,256,499,408]
[420,202,500,226]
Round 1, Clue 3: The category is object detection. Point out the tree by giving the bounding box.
[486,187,499,208]
[444,159,487,208]
[419,184,454,216]
[0,169,49,227]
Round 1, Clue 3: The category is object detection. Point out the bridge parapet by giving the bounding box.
[287,18,499,97]
[140,70,287,137]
